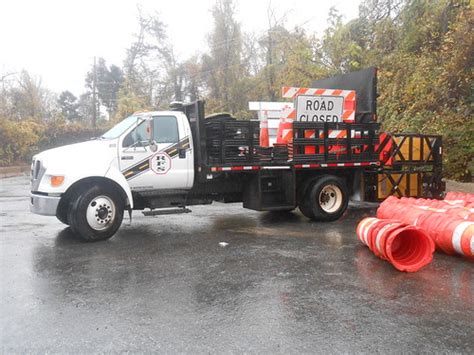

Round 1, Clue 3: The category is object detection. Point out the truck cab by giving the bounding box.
[117,111,194,191]
[30,110,196,241]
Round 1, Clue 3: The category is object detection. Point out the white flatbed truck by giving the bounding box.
[30,68,443,241]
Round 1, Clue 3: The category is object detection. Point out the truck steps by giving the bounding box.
[142,207,192,216]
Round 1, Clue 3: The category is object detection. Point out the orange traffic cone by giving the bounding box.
[276,105,294,145]
[259,110,269,147]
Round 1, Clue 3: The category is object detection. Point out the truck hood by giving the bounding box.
[34,139,119,175]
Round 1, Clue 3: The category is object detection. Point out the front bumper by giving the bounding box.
[30,193,61,216]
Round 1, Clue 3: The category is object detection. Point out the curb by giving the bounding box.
[0,165,30,179]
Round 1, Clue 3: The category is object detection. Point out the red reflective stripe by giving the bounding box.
[345,91,355,101]
[294,162,379,169]
[281,87,291,96]
[296,88,308,96]
[342,110,354,119]
[287,109,296,119]
[215,162,379,171]
[211,166,262,171]
[344,100,355,110]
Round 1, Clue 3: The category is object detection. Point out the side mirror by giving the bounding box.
[146,119,158,151]
[146,119,153,141]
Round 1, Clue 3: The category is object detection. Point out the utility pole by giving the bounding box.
[266,6,275,102]
[267,29,274,101]
[92,56,97,128]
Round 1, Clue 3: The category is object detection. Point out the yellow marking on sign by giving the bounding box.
[139,163,148,170]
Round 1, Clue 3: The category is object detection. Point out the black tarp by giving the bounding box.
[311,67,377,123]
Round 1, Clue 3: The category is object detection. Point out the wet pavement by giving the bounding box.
[1,175,473,353]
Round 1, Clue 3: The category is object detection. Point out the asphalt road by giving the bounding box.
[1,175,473,353]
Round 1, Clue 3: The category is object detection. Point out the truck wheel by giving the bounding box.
[68,185,124,242]
[300,176,348,221]
[298,201,314,219]
[56,207,69,225]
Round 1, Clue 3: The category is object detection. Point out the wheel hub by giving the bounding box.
[86,195,116,231]
[97,207,109,220]
[319,184,343,213]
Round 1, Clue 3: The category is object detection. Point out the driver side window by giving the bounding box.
[152,116,179,143]
[122,115,179,147]
[122,121,148,147]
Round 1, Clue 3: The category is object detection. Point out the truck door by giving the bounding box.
[119,114,193,192]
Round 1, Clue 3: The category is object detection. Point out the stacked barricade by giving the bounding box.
[356,192,473,272]
[444,192,474,207]
[356,218,434,272]
[376,195,474,259]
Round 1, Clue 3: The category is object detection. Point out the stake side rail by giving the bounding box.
[206,121,381,172]
[210,161,380,172]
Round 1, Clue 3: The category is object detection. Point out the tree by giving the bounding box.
[202,0,244,112]
[10,71,45,120]
[77,92,94,123]
[85,58,124,117]
[182,57,202,102]
[118,8,187,112]
[57,91,80,121]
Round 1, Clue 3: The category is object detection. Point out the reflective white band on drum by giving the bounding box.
[375,223,397,254]
[452,221,473,255]
[358,218,371,243]
[361,218,376,245]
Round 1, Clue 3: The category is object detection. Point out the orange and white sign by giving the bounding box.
[281,86,356,123]
[295,95,344,122]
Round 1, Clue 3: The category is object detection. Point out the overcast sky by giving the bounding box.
[0,0,361,97]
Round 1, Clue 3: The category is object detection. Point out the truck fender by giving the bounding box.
[105,167,134,208]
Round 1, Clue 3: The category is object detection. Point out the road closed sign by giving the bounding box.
[295,95,344,122]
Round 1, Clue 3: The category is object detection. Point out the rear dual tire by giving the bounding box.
[299,176,348,221]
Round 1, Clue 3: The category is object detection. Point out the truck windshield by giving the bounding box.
[101,116,141,139]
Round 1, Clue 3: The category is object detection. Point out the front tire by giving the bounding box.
[68,185,124,242]
[299,175,348,221]
[56,207,69,225]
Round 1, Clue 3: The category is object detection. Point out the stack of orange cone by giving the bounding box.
[259,110,269,147]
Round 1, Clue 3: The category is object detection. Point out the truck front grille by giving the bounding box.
[33,160,41,179]
[30,159,45,191]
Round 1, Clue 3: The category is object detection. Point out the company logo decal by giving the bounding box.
[121,136,189,180]
[150,152,171,174]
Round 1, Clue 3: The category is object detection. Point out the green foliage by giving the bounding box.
[57,91,80,121]
[377,1,473,180]
[84,58,124,118]
[202,0,244,112]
